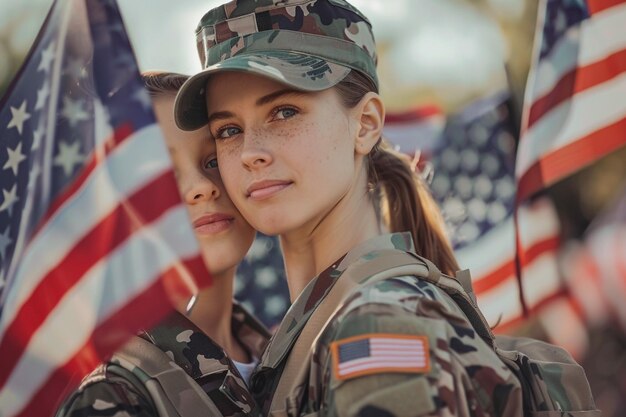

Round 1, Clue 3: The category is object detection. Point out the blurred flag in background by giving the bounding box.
[561,185,626,334]
[0,0,209,415]
[516,0,626,201]
[514,0,626,357]
[386,94,562,333]
[384,0,626,359]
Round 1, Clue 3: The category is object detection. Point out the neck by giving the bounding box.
[280,168,381,302]
[181,267,249,362]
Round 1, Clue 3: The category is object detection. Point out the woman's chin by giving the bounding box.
[254,224,287,237]
[201,252,239,279]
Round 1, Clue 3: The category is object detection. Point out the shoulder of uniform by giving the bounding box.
[318,299,514,417]
[57,364,155,417]
[337,274,464,320]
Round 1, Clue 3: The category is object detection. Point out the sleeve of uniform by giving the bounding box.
[56,376,157,417]
[318,279,521,417]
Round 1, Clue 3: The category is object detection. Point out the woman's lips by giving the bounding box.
[193,213,234,234]
[246,180,293,201]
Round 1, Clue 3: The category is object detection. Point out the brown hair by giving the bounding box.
[334,71,459,275]
[141,71,189,96]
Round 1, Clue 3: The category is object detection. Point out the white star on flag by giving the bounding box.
[7,100,31,135]
[53,140,85,176]
[0,184,19,215]
[35,81,51,110]
[38,41,56,73]
[60,96,89,128]
[3,142,27,176]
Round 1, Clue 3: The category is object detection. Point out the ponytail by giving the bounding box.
[335,71,459,276]
[369,142,459,275]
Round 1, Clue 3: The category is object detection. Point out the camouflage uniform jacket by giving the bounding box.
[57,303,270,417]
[250,233,524,417]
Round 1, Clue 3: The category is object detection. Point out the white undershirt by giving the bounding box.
[232,357,259,385]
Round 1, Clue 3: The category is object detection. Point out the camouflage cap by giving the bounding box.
[174,0,378,131]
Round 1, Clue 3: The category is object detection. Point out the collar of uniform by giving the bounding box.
[232,302,271,359]
[141,303,270,380]
[257,232,415,370]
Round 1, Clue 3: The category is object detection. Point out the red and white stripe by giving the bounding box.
[538,294,589,360]
[337,337,428,377]
[517,198,562,310]
[516,0,626,202]
[455,197,561,332]
[0,123,208,417]
[568,225,626,331]
[588,227,626,330]
[561,242,613,328]
[547,197,626,359]
[455,217,523,328]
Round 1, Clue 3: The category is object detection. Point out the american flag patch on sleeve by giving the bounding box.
[330,334,430,381]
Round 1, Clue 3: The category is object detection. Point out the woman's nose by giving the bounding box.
[183,173,220,204]
[241,131,273,169]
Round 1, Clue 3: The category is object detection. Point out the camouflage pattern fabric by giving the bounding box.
[57,303,269,417]
[175,0,378,131]
[196,0,377,84]
[250,233,525,417]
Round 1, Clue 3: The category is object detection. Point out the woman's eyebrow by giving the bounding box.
[207,89,306,124]
[256,88,306,106]
[207,111,235,125]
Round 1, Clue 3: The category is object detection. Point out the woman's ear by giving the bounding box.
[354,92,385,155]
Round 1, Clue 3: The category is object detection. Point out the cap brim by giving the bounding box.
[174,50,351,131]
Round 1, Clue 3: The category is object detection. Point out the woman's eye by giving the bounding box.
[216,126,241,139]
[274,107,298,120]
[204,158,218,170]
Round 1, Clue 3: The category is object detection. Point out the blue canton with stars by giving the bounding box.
[429,93,517,250]
[235,234,289,329]
[0,0,157,308]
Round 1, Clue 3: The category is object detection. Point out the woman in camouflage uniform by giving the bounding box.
[56,72,270,417]
[173,1,530,416]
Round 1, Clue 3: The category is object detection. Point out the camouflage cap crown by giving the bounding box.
[175,0,378,131]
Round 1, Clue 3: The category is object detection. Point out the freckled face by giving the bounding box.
[205,72,359,236]
[153,93,255,278]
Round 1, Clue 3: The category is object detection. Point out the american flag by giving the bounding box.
[0,0,209,415]
[235,233,290,329]
[511,0,626,354]
[331,334,429,381]
[516,0,626,202]
[422,93,561,330]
